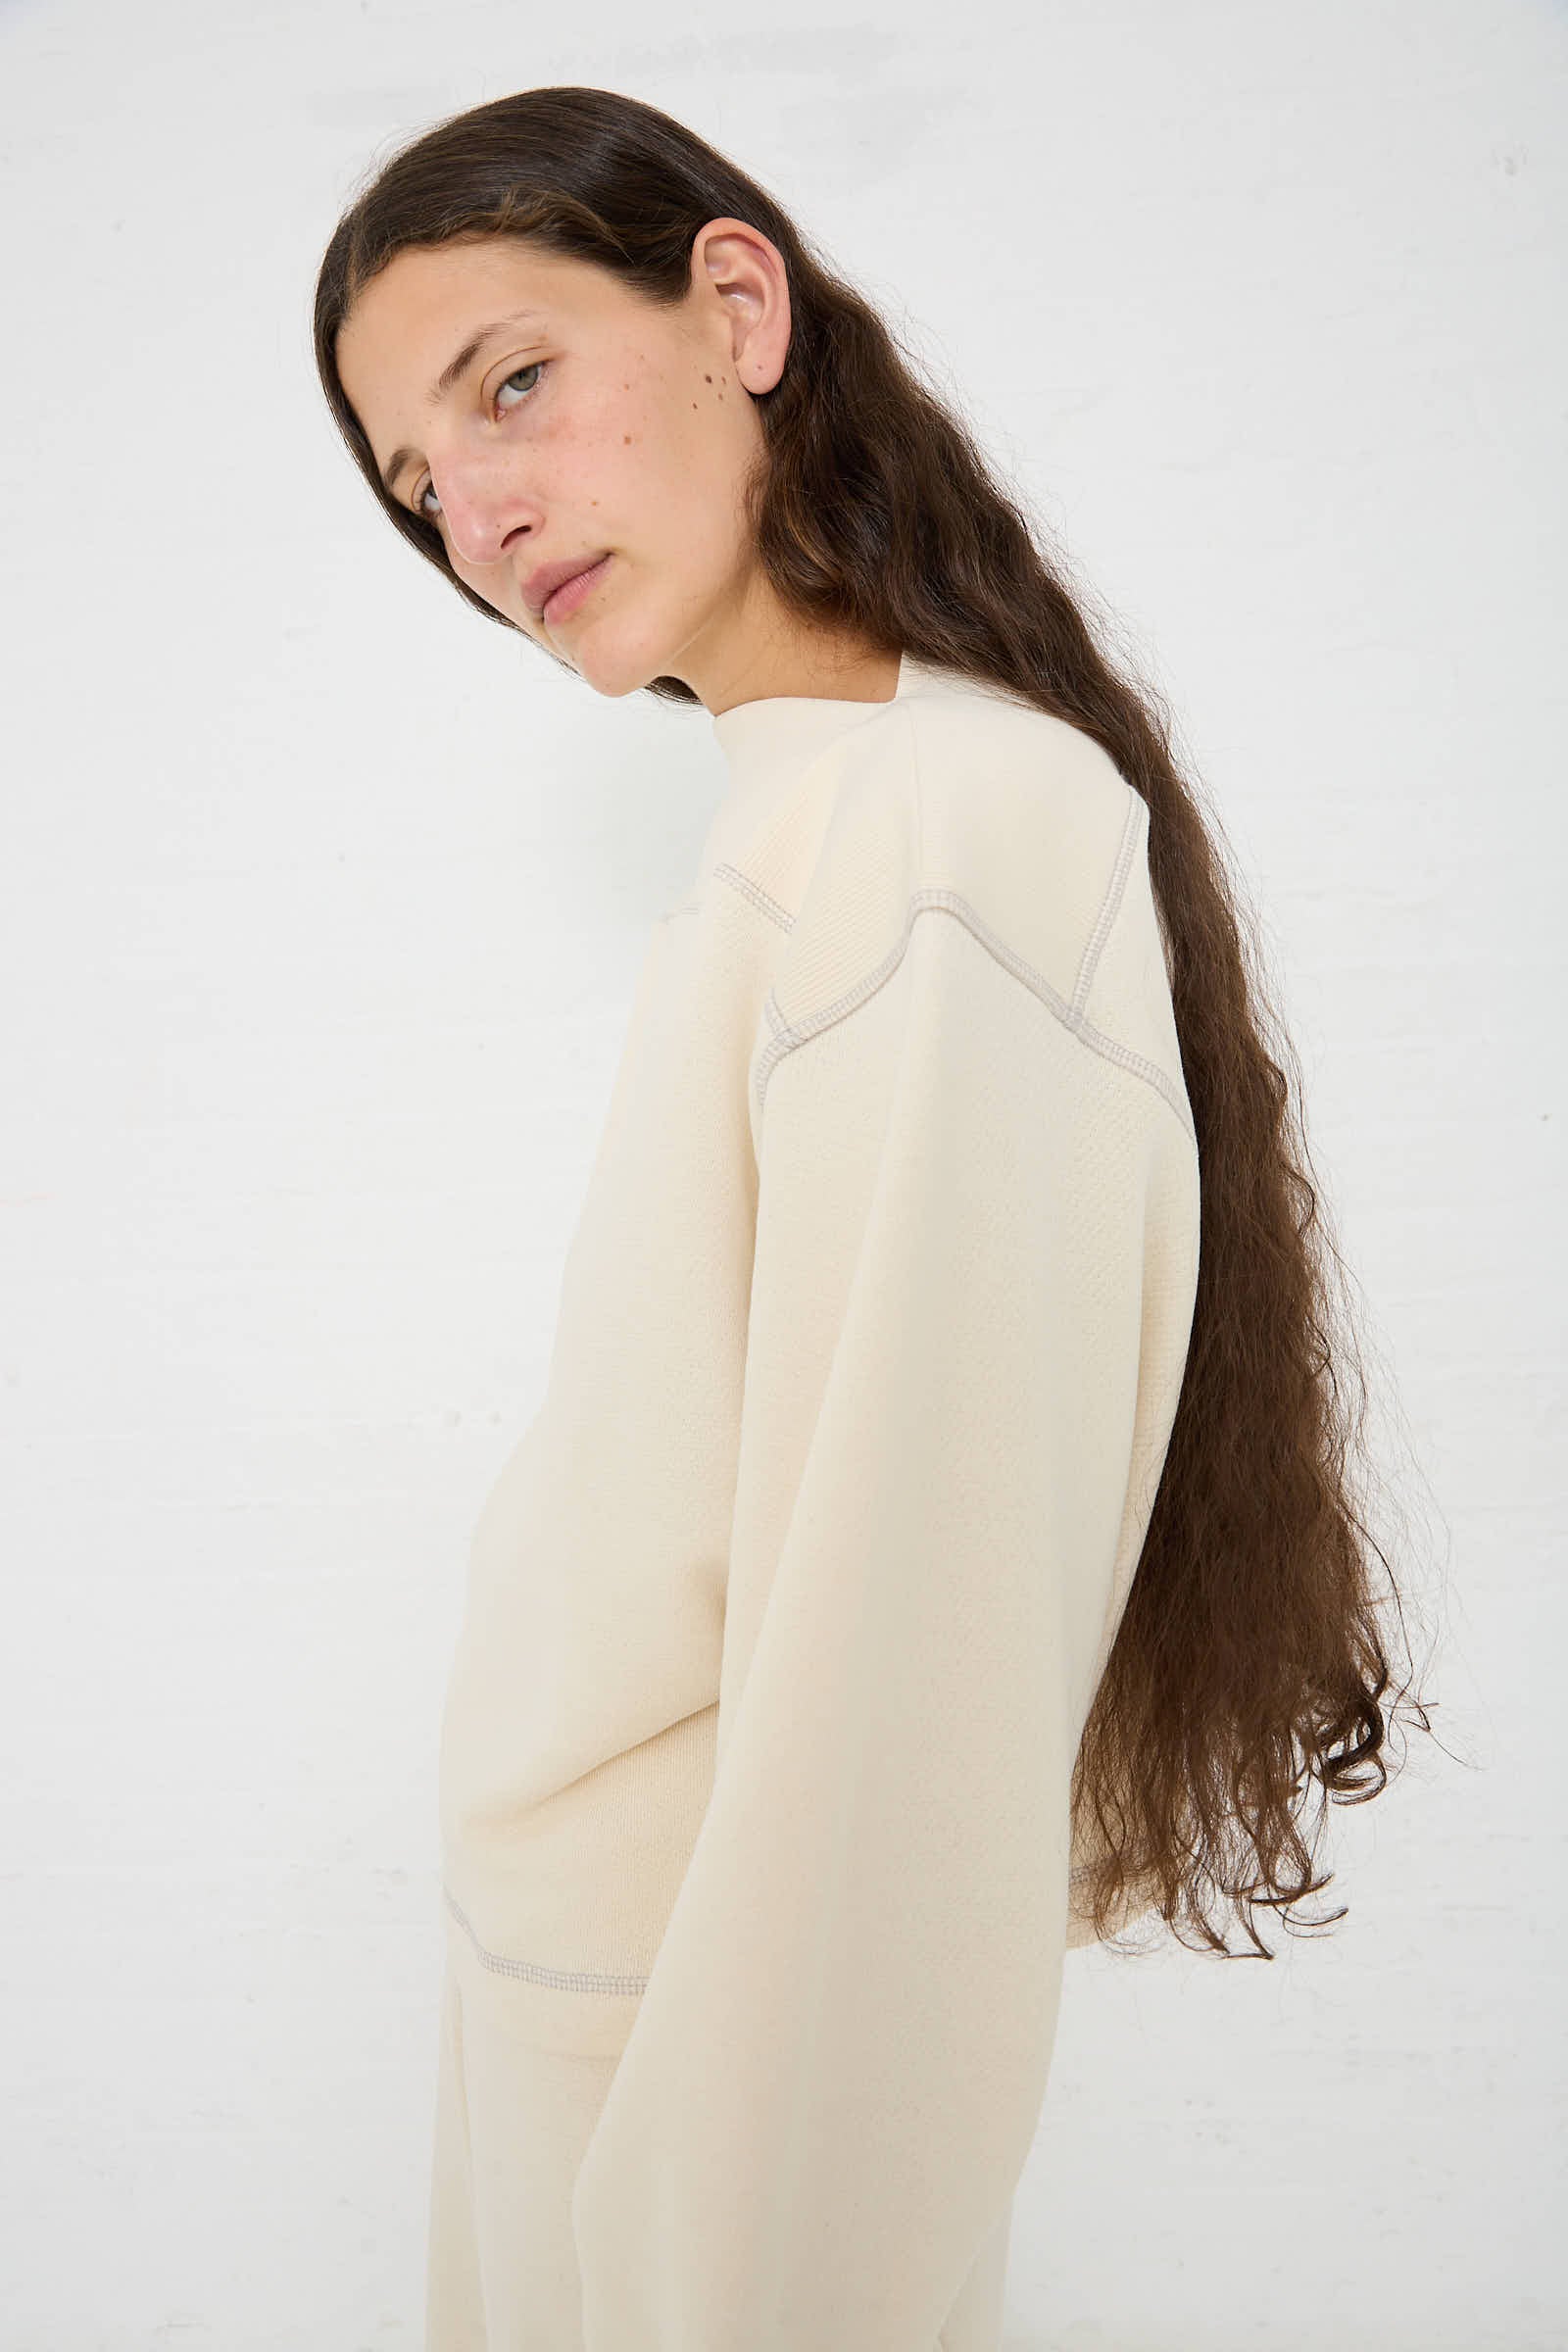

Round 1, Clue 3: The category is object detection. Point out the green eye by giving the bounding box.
[411,359,549,521]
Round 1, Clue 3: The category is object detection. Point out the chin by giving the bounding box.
[550,641,632,700]
[559,622,671,701]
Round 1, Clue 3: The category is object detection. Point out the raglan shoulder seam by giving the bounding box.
[743,720,1193,1141]
[752,876,1195,1140]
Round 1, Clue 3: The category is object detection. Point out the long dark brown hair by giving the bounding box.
[314,85,1449,1960]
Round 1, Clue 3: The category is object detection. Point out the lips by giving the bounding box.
[524,551,612,618]
[541,554,612,627]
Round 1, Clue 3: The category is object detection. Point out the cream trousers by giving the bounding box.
[424,1904,1014,2351]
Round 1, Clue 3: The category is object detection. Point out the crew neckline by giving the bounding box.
[698,649,958,883]
[708,647,963,775]
[709,646,960,735]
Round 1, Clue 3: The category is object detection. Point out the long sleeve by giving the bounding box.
[568,809,1200,2348]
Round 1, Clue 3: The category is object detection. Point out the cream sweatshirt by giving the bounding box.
[436,650,1202,2348]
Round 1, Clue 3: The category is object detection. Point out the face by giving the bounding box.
[336,222,809,710]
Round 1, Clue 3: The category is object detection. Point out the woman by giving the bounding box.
[316,84,1438,2352]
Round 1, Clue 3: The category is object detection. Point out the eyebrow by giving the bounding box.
[377,308,548,502]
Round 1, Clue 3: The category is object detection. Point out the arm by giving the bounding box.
[569,884,1198,2349]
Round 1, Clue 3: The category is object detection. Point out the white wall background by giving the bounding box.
[1,0,1560,2344]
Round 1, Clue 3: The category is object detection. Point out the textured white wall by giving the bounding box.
[1,0,1560,2344]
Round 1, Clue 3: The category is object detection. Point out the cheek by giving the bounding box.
[450,557,519,622]
[536,351,747,574]
[639,375,749,548]
[611,349,739,492]
[543,384,647,519]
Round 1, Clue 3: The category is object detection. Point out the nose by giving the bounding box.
[425,449,533,571]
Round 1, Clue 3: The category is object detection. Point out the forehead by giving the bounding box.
[340,238,621,374]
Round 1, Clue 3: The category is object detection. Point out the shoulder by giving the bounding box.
[770,680,1189,1132]
[801,680,1139,907]
[786,681,1149,1001]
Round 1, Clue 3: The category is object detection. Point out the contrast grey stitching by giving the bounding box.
[1071,790,1144,1020]
[443,1885,648,1996]
[751,864,1195,1139]
[713,861,795,933]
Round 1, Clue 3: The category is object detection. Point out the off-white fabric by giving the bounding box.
[425,652,1201,2349]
